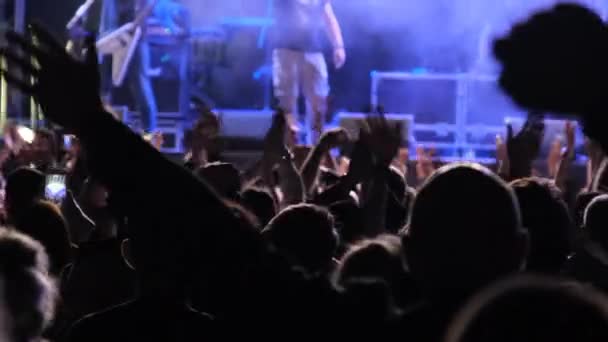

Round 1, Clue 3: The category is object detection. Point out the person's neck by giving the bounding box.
[136,280,189,304]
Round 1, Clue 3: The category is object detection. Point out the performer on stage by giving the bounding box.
[272,0,346,144]
[99,0,158,132]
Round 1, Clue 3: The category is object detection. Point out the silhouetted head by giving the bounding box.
[263,204,338,275]
[494,3,608,151]
[240,187,276,227]
[446,275,608,342]
[385,166,414,234]
[336,235,415,307]
[5,167,45,221]
[121,216,191,297]
[404,163,527,301]
[574,191,601,228]
[330,199,363,251]
[584,194,608,251]
[12,200,71,277]
[197,162,241,201]
[510,177,572,274]
[0,228,56,342]
[336,235,405,288]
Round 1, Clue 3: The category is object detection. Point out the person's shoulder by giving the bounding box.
[66,301,134,340]
[185,306,214,324]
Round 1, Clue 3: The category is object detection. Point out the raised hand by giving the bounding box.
[547,136,563,178]
[263,110,291,164]
[319,127,349,150]
[506,115,545,180]
[0,24,104,132]
[495,134,508,165]
[554,121,577,191]
[415,146,436,183]
[363,114,403,167]
[562,121,576,160]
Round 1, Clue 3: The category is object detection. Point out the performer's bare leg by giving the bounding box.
[271,0,345,145]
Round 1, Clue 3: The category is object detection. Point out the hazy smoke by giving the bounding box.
[181,0,607,70]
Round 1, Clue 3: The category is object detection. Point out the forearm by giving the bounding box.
[300,143,328,195]
[278,157,305,207]
[508,160,532,181]
[323,3,344,49]
[361,168,388,237]
[497,159,510,181]
[78,109,237,229]
[555,155,573,192]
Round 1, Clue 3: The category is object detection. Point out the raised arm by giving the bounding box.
[0,24,264,271]
[300,128,348,196]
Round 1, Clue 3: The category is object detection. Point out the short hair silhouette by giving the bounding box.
[240,187,276,227]
[385,166,409,234]
[329,199,363,252]
[197,162,241,201]
[12,200,72,276]
[336,235,416,308]
[446,275,608,342]
[510,177,572,273]
[263,204,338,275]
[574,191,601,228]
[584,194,608,251]
[404,163,527,299]
[5,167,45,221]
[0,228,56,342]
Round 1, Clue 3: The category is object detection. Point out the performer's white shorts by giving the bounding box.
[272,48,330,115]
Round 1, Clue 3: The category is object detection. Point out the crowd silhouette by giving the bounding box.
[2,2,608,341]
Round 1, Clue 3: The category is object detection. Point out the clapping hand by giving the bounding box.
[0,24,104,133]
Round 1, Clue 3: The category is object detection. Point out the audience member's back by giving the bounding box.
[445,275,608,342]
[510,177,572,273]
[399,163,527,340]
[66,215,214,341]
[60,238,136,331]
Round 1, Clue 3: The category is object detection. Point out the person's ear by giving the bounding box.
[121,238,135,270]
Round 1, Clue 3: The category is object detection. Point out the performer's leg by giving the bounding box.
[178,41,190,116]
[129,40,158,132]
[272,48,299,120]
[301,52,329,145]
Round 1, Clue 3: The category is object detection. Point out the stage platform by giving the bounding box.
[139,108,587,168]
